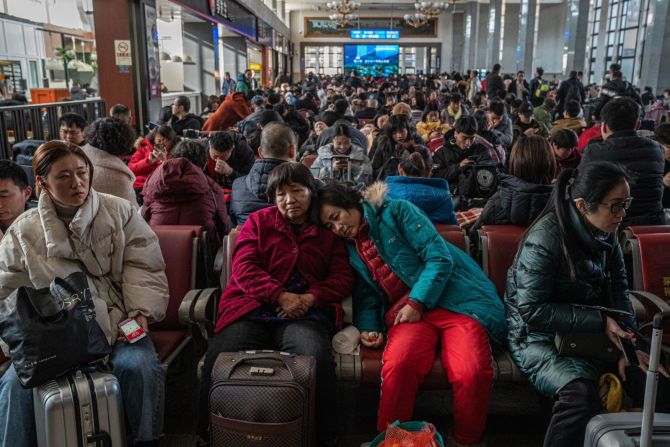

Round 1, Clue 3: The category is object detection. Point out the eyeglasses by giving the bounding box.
[599,197,633,214]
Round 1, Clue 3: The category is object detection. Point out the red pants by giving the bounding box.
[378,308,493,445]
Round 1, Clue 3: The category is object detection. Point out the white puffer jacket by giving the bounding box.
[0,189,168,348]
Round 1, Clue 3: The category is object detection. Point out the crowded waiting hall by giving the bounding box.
[1,0,670,446]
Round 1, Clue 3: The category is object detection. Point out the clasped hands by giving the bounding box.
[276,292,315,319]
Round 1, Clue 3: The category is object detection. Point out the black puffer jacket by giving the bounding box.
[432,129,492,193]
[505,208,634,397]
[229,158,286,226]
[473,174,553,229]
[582,131,666,226]
[592,79,642,119]
[169,113,204,136]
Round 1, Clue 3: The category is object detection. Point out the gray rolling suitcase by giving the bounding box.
[585,311,670,447]
[33,368,126,447]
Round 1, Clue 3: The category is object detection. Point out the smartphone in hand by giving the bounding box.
[618,335,639,366]
[118,318,147,344]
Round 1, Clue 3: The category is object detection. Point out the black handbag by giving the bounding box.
[554,247,631,364]
[554,331,620,363]
[0,272,111,388]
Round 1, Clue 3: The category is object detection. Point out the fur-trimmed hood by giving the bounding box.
[363,182,388,207]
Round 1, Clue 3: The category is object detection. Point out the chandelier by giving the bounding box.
[329,13,359,27]
[403,12,428,28]
[326,0,360,26]
[414,1,449,17]
[325,0,360,15]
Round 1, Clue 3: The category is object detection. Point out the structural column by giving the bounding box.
[639,0,670,91]
[450,12,465,74]
[92,0,138,125]
[516,0,538,74]
[488,0,503,68]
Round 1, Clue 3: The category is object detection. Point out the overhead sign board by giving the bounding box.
[350,30,400,40]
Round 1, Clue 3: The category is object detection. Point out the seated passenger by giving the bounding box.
[299,119,328,161]
[141,139,230,246]
[0,160,32,234]
[81,117,139,208]
[198,162,353,446]
[230,122,296,226]
[246,110,285,153]
[110,104,132,125]
[505,162,670,447]
[128,125,179,195]
[58,112,87,146]
[167,95,204,136]
[550,99,587,137]
[202,92,251,132]
[369,115,431,181]
[416,108,451,152]
[533,98,557,131]
[0,141,168,447]
[512,102,550,142]
[312,124,372,185]
[551,128,581,177]
[236,95,265,137]
[317,182,505,447]
[441,92,470,126]
[205,131,254,190]
[386,148,457,225]
[487,100,514,149]
[654,123,670,208]
[433,116,492,195]
[583,97,666,226]
[315,112,368,150]
[472,135,555,232]
[200,95,220,119]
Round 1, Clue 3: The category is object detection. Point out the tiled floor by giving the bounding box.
[159,350,547,447]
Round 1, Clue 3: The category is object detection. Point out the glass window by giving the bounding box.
[627,0,640,27]
[620,58,633,80]
[622,29,637,57]
[607,31,616,45]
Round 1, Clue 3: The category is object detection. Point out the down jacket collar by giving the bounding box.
[363,181,388,209]
[39,188,100,259]
[567,198,615,254]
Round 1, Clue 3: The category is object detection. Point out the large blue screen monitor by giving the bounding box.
[344,44,399,77]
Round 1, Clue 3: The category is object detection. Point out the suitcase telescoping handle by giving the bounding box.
[640,311,670,447]
[87,432,112,447]
[226,353,297,381]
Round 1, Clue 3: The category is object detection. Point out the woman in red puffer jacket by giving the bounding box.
[129,125,179,199]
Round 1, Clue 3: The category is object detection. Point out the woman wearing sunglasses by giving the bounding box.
[505,161,670,447]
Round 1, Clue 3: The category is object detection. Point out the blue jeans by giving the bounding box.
[197,318,338,443]
[0,337,165,446]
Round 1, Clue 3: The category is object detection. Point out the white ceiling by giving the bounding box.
[286,0,563,12]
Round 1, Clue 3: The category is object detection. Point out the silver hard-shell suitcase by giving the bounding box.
[33,369,126,447]
[585,311,670,447]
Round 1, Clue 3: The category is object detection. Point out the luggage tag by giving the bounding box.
[118,318,147,343]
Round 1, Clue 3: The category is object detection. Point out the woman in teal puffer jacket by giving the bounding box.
[317,181,505,447]
[505,161,670,447]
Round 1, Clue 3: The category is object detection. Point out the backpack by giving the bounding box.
[12,139,46,164]
[534,78,550,99]
[456,160,500,211]
[565,81,582,104]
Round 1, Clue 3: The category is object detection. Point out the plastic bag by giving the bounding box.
[379,423,440,446]
[372,421,444,447]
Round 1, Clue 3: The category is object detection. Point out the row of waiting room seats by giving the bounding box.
[1,223,668,391]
